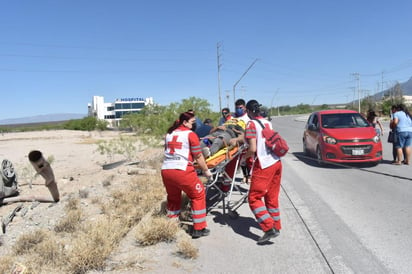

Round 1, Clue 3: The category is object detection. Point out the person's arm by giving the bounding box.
[244,121,256,159]
[244,137,256,159]
[210,125,226,133]
[390,113,398,129]
[195,153,210,176]
[378,120,384,135]
[229,130,245,146]
[189,132,212,178]
[393,117,399,126]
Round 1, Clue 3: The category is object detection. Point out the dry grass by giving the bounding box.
[134,214,180,246]
[0,155,199,273]
[13,229,50,255]
[11,229,63,273]
[0,256,15,274]
[54,197,83,233]
[175,230,199,259]
[77,137,100,145]
[54,207,83,233]
[66,216,127,273]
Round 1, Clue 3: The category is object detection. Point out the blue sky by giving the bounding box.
[1,0,412,119]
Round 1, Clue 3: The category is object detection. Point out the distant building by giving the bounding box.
[403,95,412,106]
[88,96,153,127]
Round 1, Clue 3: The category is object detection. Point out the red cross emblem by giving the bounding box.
[168,135,182,155]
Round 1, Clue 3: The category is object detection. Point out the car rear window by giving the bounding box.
[321,113,370,128]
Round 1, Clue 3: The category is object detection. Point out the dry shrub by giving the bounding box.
[65,197,80,211]
[78,137,99,145]
[23,234,63,269]
[104,174,165,228]
[78,188,89,198]
[54,197,83,233]
[0,256,15,274]
[33,234,63,266]
[175,230,199,259]
[134,215,180,246]
[66,216,127,274]
[10,229,63,273]
[13,229,49,255]
[0,154,182,273]
[54,208,82,233]
[102,175,114,187]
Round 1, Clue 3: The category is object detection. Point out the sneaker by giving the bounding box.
[257,228,280,244]
[202,147,211,158]
[192,228,210,239]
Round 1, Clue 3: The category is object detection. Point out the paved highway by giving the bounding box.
[176,115,411,274]
[274,114,412,273]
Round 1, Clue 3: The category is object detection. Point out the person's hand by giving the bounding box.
[203,169,212,179]
[229,138,238,146]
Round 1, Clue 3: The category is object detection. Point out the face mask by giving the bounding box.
[191,122,197,132]
[235,107,244,117]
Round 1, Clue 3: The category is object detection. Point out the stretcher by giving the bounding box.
[196,144,249,218]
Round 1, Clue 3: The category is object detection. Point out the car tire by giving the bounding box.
[316,146,324,166]
[303,139,309,155]
[1,159,16,184]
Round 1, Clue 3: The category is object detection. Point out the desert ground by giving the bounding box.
[0,129,203,273]
[0,129,335,274]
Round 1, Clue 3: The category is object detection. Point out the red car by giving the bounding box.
[302,109,383,165]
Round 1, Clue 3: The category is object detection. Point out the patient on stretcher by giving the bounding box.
[200,118,246,158]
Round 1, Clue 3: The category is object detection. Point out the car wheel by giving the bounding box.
[303,139,309,155]
[1,159,16,184]
[316,146,324,166]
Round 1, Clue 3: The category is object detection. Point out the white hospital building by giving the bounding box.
[88,96,153,127]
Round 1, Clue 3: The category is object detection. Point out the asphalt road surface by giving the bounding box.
[190,115,411,274]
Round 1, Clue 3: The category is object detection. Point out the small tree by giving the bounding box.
[120,97,215,140]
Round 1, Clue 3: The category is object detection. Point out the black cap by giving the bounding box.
[246,99,261,113]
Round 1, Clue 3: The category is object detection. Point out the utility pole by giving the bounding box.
[216,42,222,111]
[225,90,230,108]
[233,58,258,106]
[270,88,279,117]
[351,73,361,112]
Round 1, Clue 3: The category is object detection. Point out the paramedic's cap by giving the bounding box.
[246,99,261,113]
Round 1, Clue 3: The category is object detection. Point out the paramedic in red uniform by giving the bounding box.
[244,99,283,244]
[161,111,212,239]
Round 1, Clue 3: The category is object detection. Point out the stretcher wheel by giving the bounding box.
[228,210,239,219]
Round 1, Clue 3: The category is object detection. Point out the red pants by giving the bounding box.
[161,168,207,230]
[248,160,282,232]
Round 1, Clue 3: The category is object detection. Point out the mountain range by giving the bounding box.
[371,76,412,100]
[0,113,86,126]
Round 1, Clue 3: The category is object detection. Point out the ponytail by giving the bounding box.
[166,112,194,134]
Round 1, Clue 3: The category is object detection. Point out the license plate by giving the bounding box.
[352,149,364,155]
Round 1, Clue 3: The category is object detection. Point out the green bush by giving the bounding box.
[63,117,107,131]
